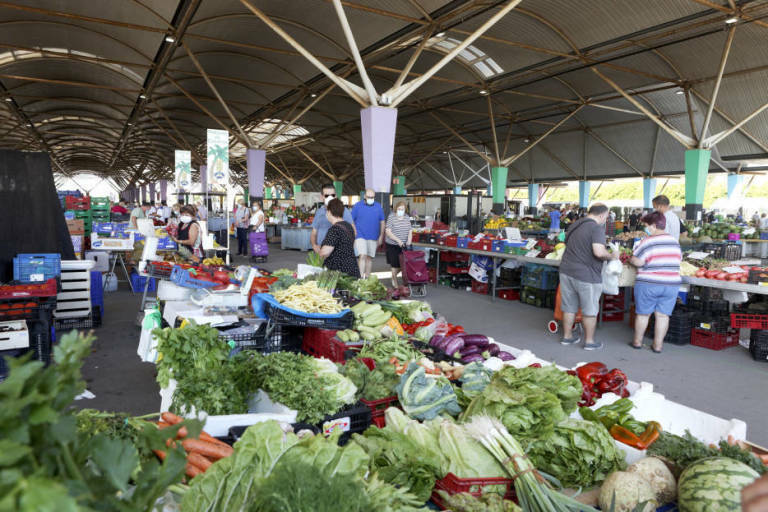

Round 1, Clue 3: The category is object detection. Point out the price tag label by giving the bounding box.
[743,227,756,235]
[723,266,744,274]
[686,251,711,260]
[525,239,538,250]
[525,249,541,258]
[700,323,711,330]
[29,273,44,282]
[693,226,701,234]
[322,416,351,436]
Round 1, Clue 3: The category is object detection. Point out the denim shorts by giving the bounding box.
[634,281,678,316]
[560,273,602,317]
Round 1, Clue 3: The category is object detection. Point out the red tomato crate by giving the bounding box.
[691,328,739,350]
[731,312,768,330]
[471,280,488,295]
[497,289,520,301]
[468,239,492,251]
[0,278,57,299]
[65,195,91,210]
[431,472,516,510]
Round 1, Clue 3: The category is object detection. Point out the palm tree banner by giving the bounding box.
[207,128,229,187]
[174,150,191,189]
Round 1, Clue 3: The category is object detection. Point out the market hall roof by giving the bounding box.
[0,0,767,192]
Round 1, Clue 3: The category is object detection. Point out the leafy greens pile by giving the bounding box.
[338,274,387,300]
[0,331,201,511]
[340,358,400,401]
[181,420,425,512]
[460,365,582,442]
[395,362,461,420]
[526,418,626,488]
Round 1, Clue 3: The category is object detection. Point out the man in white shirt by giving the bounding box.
[760,213,768,231]
[160,200,171,223]
[196,200,208,221]
[652,195,680,241]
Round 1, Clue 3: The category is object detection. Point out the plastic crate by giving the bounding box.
[690,328,739,351]
[499,267,521,283]
[430,472,515,510]
[169,265,218,289]
[446,265,469,275]
[521,264,559,291]
[13,254,62,283]
[491,239,506,252]
[520,286,555,309]
[444,235,458,247]
[687,297,729,314]
[441,251,470,263]
[749,330,768,362]
[467,239,492,252]
[497,289,520,301]
[90,271,103,313]
[747,269,768,285]
[0,278,57,299]
[731,311,768,330]
[317,401,371,445]
[147,261,174,279]
[471,279,488,295]
[693,314,732,333]
[222,323,302,355]
[65,195,90,210]
[457,236,470,248]
[254,294,355,330]
[54,307,102,331]
[130,272,156,293]
[360,395,399,428]
[90,196,110,208]
[601,311,625,322]
[428,268,437,284]
[302,327,346,363]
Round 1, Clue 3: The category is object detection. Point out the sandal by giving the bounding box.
[651,346,663,354]
[628,342,643,350]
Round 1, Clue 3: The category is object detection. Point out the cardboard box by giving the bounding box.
[66,219,84,235]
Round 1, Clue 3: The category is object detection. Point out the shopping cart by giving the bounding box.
[399,249,428,298]
[547,284,582,336]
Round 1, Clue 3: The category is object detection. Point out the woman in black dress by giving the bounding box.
[316,198,360,278]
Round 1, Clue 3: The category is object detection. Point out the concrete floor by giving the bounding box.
[72,244,768,447]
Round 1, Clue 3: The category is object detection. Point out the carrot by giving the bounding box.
[185,462,203,478]
[176,426,188,439]
[161,411,184,425]
[153,449,166,461]
[187,452,213,471]
[182,438,233,460]
[759,454,768,464]
[157,421,170,428]
[198,431,229,447]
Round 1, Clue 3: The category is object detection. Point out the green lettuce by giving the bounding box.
[395,363,461,421]
[527,418,626,488]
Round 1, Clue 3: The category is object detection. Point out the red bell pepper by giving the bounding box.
[600,368,629,397]
[576,362,609,391]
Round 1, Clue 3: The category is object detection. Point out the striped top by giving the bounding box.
[386,213,411,246]
[633,233,682,285]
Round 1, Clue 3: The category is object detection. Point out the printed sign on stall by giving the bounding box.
[206,128,229,187]
[174,150,191,189]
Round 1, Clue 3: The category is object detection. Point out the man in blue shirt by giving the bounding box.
[549,207,561,233]
[311,184,355,253]
[351,188,385,278]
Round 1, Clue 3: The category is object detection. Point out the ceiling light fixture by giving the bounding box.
[479,89,489,95]
[310,93,317,98]
[435,31,446,38]
[4,97,11,102]
[524,138,530,143]
[725,16,738,24]
[165,35,176,43]
[675,90,685,95]
[139,94,147,99]
[26,123,32,128]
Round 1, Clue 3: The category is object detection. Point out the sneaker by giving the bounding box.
[583,341,604,351]
[561,336,580,346]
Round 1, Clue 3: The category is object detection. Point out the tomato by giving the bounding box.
[705,270,720,279]
[727,274,740,281]
[717,272,729,280]
[695,269,706,278]
[741,276,749,283]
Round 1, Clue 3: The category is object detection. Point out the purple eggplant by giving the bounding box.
[429,335,444,348]
[458,334,489,348]
[486,343,500,356]
[460,345,483,357]
[442,336,465,357]
[497,351,515,361]
[461,353,485,364]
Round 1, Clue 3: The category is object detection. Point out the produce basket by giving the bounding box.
[252,293,354,329]
[430,472,516,510]
[731,311,768,330]
[0,295,56,321]
[317,400,371,445]
[0,278,58,299]
[221,323,302,355]
[301,327,346,363]
[690,328,739,351]
[13,253,61,283]
[169,265,218,289]
[146,261,174,279]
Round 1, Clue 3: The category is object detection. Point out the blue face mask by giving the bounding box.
[644,226,653,235]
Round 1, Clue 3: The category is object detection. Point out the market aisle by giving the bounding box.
[74,245,768,448]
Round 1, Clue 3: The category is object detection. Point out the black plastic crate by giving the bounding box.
[693,314,732,334]
[644,323,692,345]
[521,286,555,309]
[54,306,102,331]
[749,330,768,362]
[263,301,354,330]
[499,267,522,283]
[224,322,302,355]
[449,275,472,289]
[317,400,371,445]
[687,297,729,315]
[689,285,723,301]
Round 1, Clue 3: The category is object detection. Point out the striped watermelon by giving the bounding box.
[677,456,759,511]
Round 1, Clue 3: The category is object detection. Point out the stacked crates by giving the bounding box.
[520,264,558,310]
[90,197,110,223]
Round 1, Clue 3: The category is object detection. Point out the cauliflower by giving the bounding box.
[599,471,658,512]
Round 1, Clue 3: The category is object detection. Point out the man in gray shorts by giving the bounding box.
[558,203,619,350]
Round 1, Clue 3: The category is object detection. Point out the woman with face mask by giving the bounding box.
[316,199,359,278]
[249,201,268,260]
[172,205,203,262]
[234,199,251,256]
[384,201,413,287]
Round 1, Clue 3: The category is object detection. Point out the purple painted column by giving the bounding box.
[149,182,156,203]
[140,185,146,203]
[160,180,168,202]
[247,148,266,199]
[361,106,398,192]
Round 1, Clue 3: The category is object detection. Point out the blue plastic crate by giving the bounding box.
[64,211,75,220]
[456,237,470,249]
[93,222,114,233]
[13,254,61,283]
[170,265,218,289]
[678,290,688,305]
[157,237,178,250]
[491,240,506,252]
[130,272,156,293]
[521,263,559,291]
[761,232,768,240]
[90,271,104,313]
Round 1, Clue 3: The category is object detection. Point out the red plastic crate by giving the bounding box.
[444,235,458,247]
[468,239,492,252]
[731,312,768,330]
[601,311,625,322]
[428,268,437,284]
[0,278,57,299]
[691,328,739,350]
[65,195,91,210]
[360,395,399,428]
[442,251,470,263]
[430,472,516,510]
[301,327,347,363]
[497,289,520,301]
[446,265,469,275]
[471,280,488,295]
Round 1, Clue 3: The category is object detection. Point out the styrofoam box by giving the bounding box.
[85,251,110,272]
[55,260,95,319]
[0,320,29,350]
[157,280,194,301]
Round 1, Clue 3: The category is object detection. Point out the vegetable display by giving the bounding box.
[568,362,629,407]
[435,491,521,511]
[395,363,461,420]
[273,280,343,313]
[340,358,400,401]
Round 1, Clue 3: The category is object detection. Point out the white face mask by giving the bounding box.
[324,195,335,206]
[365,198,374,205]
[396,209,405,217]
[179,215,192,223]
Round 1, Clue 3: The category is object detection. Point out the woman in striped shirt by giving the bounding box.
[629,211,682,353]
[384,201,413,287]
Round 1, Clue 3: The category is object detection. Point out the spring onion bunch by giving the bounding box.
[464,416,597,512]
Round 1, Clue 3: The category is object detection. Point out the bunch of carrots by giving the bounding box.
[153,412,234,479]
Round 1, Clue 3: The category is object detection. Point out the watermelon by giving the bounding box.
[677,456,759,511]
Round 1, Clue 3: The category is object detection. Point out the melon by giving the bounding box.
[677,457,759,512]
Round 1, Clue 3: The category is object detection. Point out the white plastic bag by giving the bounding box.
[602,259,623,296]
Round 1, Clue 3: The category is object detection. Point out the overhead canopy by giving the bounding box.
[1,0,767,193]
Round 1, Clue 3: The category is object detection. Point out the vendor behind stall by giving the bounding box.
[172,205,203,262]
[130,202,150,229]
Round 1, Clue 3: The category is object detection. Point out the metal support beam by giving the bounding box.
[165,75,242,144]
[331,0,378,105]
[266,158,295,184]
[586,128,644,177]
[538,144,580,179]
[704,100,768,147]
[699,25,736,145]
[392,28,433,91]
[487,95,501,165]
[430,112,493,165]
[684,88,698,144]
[296,147,336,180]
[592,67,696,148]
[650,125,661,177]
[423,162,455,186]
[690,88,768,152]
[501,106,583,166]
[451,152,490,185]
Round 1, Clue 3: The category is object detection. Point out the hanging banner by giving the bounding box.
[206,128,229,187]
[174,150,191,190]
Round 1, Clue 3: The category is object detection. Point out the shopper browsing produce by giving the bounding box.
[558,203,619,350]
[628,211,682,353]
[316,198,360,278]
[652,194,682,241]
[549,206,561,233]
[249,201,268,258]
[385,200,413,287]
[233,199,250,256]
[352,188,385,278]
[311,183,355,253]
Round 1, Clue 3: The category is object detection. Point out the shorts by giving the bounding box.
[559,273,602,317]
[354,238,378,258]
[386,243,402,267]
[634,281,678,316]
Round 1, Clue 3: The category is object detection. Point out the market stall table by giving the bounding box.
[281,225,313,251]
[682,276,768,295]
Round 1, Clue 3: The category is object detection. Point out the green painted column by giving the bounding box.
[491,166,508,214]
[293,184,302,195]
[243,186,249,206]
[265,187,272,199]
[684,149,710,220]
[333,180,343,198]
[392,176,405,196]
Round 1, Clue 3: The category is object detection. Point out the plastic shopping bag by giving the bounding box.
[602,258,623,296]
